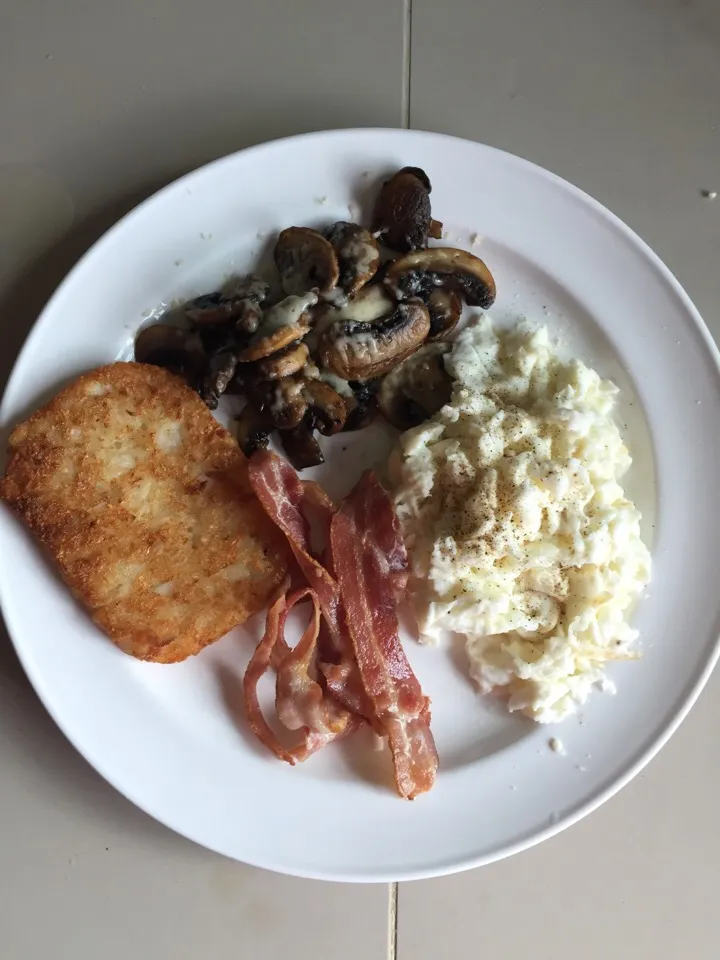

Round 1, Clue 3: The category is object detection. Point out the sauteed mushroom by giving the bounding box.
[274,227,340,297]
[385,247,496,311]
[200,347,239,409]
[133,324,205,381]
[185,274,269,329]
[130,162,497,462]
[302,379,347,435]
[318,300,430,381]
[343,381,378,431]
[236,405,273,457]
[377,342,453,431]
[237,341,309,384]
[371,166,442,252]
[278,422,325,470]
[324,222,380,297]
[183,276,269,354]
[251,375,347,433]
[238,292,317,362]
[426,288,462,341]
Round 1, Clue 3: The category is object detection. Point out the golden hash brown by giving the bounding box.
[0,362,287,662]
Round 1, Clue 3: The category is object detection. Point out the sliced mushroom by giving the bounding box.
[426,288,462,341]
[236,405,273,458]
[279,421,325,470]
[385,247,496,311]
[238,341,309,383]
[252,376,307,430]
[371,166,441,252]
[134,324,205,381]
[378,343,453,431]
[317,300,431,382]
[221,274,270,304]
[324,222,380,297]
[307,283,396,352]
[250,374,347,435]
[238,291,317,362]
[302,379,347,435]
[274,227,340,297]
[200,347,239,410]
[343,382,378,431]
[184,275,268,335]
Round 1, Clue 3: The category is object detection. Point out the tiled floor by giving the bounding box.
[1,1,719,957]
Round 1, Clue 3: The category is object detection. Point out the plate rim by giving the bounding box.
[2,127,720,882]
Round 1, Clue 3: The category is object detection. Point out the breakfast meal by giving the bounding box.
[0,163,652,798]
[391,318,652,721]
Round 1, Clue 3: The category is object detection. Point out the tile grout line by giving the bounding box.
[401,0,413,128]
[388,881,399,960]
[394,5,412,956]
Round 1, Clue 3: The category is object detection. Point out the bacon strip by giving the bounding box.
[275,587,359,757]
[330,471,438,799]
[247,452,437,799]
[248,451,371,718]
[242,577,296,764]
[243,579,356,763]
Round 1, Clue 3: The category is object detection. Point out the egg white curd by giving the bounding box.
[392,316,651,722]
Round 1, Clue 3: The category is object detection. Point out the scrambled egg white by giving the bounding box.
[392,316,651,723]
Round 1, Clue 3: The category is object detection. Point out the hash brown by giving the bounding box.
[0,362,287,662]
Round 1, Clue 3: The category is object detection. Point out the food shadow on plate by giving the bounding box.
[334,724,396,793]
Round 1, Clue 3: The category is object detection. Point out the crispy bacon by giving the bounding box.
[243,577,296,764]
[246,451,437,799]
[243,579,356,763]
[275,586,359,757]
[330,471,438,799]
[248,451,371,717]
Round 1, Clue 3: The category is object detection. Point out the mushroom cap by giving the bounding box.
[302,379,347,435]
[372,166,435,252]
[318,300,431,382]
[249,374,347,434]
[238,341,309,383]
[200,347,239,410]
[133,324,205,381]
[385,247,497,310]
[221,274,269,304]
[278,422,325,470]
[184,277,268,329]
[274,226,340,296]
[235,405,273,458]
[251,376,308,430]
[238,292,317,362]
[343,386,378,431]
[426,288,462,341]
[238,320,309,362]
[324,221,380,297]
[378,342,453,431]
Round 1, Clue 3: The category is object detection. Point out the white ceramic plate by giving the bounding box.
[2,130,720,882]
